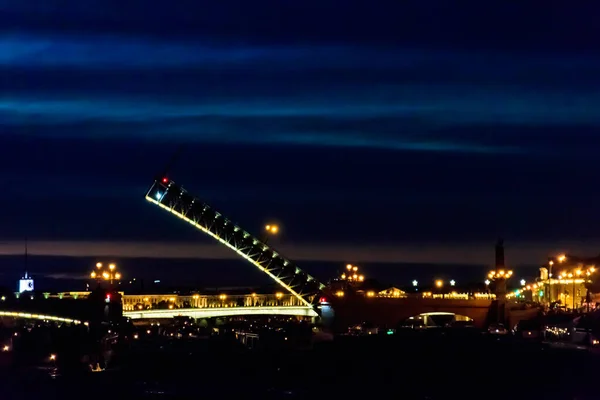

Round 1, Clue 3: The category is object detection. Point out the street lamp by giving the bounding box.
[343,264,365,284]
[435,280,443,288]
[520,279,526,286]
[450,280,456,287]
[91,262,121,285]
[412,280,418,287]
[264,224,279,244]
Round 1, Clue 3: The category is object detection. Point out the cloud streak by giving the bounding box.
[0,240,596,267]
[2,32,599,158]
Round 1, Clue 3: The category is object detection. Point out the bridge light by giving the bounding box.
[485,279,490,286]
[162,177,168,183]
[96,262,102,269]
[346,264,352,271]
[275,292,283,299]
[435,280,443,288]
[450,280,456,286]
[49,354,56,361]
[412,280,418,287]
[102,272,109,280]
[2,345,9,352]
[520,279,526,286]
[358,275,364,282]
[558,255,566,263]
[109,264,116,271]
[90,271,96,279]
[115,273,121,280]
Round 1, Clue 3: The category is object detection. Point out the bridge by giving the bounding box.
[0,176,538,331]
[124,306,318,320]
[143,176,539,330]
[0,310,84,325]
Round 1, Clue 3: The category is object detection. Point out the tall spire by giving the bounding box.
[24,237,28,276]
[495,238,505,268]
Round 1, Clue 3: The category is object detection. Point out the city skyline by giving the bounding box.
[2,1,600,285]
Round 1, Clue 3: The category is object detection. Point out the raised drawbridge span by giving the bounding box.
[145,178,326,308]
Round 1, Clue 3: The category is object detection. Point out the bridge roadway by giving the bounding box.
[0,292,539,330]
[123,306,319,319]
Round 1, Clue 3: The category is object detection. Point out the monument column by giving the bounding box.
[488,239,512,325]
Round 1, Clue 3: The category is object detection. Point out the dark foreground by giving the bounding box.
[0,330,597,400]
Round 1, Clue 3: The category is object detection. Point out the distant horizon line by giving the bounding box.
[0,239,598,266]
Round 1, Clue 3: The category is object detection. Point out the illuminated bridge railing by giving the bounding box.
[145,178,325,308]
[122,293,304,311]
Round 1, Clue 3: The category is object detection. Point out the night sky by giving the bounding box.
[1,1,600,289]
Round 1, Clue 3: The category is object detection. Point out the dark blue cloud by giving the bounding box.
[2,34,599,156]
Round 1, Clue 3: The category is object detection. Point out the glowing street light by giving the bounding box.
[264,224,279,244]
[265,224,279,235]
[435,280,443,288]
[342,264,365,283]
[91,262,121,285]
[485,279,490,286]
[412,280,418,287]
[450,280,456,286]
[520,279,526,286]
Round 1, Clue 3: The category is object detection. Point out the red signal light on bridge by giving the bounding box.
[162,177,168,183]
[319,297,328,304]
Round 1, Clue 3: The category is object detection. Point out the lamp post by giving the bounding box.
[264,224,279,244]
[90,262,121,286]
[341,264,365,287]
